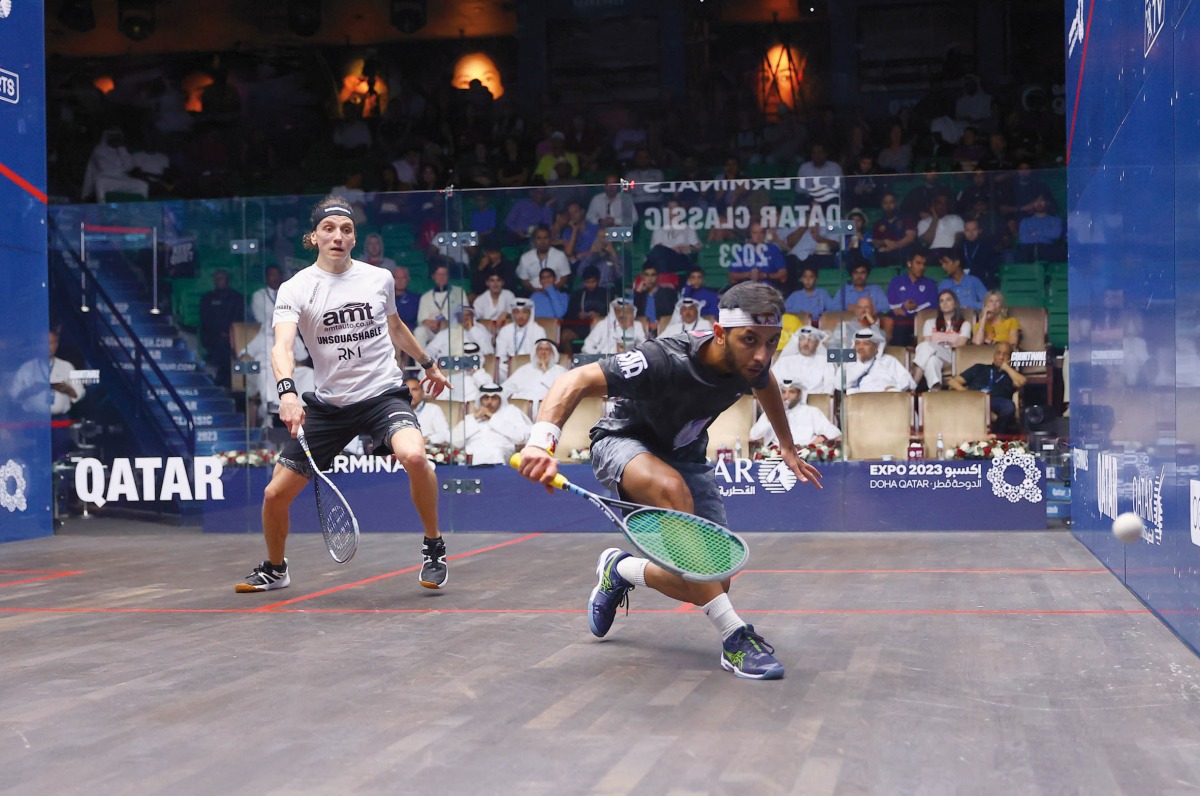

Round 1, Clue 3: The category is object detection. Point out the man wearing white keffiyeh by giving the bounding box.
[581,298,647,354]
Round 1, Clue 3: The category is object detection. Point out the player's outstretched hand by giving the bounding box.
[782,448,824,489]
[517,445,559,494]
[422,364,452,398]
[279,394,305,438]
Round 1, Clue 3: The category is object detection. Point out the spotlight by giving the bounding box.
[796,0,828,18]
[57,0,96,32]
[118,0,156,41]
[390,0,427,34]
[287,0,321,36]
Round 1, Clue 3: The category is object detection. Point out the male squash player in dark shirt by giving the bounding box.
[517,282,823,679]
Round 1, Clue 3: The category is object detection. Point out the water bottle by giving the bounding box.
[936,432,945,460]
[735,435,743,461]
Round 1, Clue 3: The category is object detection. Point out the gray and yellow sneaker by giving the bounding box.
[721,624,784,680]
[235,559,290,593]
[588,547,634,637]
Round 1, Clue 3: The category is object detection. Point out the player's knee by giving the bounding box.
[395,447,430,474]
[656,479,694,513]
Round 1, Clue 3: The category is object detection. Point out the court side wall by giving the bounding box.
[1067,0,1200,652]
[0,3,51,541]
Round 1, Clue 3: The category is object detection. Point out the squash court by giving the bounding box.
[4,518,1200,795]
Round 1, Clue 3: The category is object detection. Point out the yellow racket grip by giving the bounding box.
[509,452,569,490]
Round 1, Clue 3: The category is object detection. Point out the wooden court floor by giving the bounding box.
[2,521,1200,795]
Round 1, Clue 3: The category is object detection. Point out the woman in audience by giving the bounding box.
[912,289,971,390]
[972,289,1021,346]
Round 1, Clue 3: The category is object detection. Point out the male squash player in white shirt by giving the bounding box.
[236,196,452,593]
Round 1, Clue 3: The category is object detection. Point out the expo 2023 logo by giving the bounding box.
[986,452,1042,504]
[0,1,11,20]
[0,459,27,512]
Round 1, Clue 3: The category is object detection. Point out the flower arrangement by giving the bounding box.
[425,444,469,465]
[753,440,841,462]
[952,438,1031,460]
[215,449,278,468]
[568,447,592,462]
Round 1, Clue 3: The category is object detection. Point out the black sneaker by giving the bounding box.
[419,537,448,589]
[720,624,785,680]
[235,559,290,593]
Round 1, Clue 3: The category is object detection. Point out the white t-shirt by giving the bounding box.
[273,259,405,407]
[473,289,517,322]
[516,248,572,284]
[916,214,965,249]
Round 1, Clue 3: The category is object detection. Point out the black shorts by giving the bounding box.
[278,388,420,479]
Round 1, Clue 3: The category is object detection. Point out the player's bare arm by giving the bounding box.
[387,314,450,397]
[519,362,607,490]
[271,321,305,437]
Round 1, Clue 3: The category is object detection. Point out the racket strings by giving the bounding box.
[314,482,356,557]
[625,510,746,577]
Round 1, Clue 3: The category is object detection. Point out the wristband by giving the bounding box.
[527,421,562,454]
[419,355,436,369]
[276,378,297,397]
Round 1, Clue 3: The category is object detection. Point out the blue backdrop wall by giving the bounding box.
[0,2,50,541]
[1067,0,1200,651]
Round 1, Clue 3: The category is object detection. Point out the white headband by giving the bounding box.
[718,308,782,328]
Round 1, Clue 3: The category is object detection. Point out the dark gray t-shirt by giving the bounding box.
[591,331,770,462]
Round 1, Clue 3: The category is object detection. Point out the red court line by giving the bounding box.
[252,532,544,611]
[0,160,48,204]
[744,568,1108,575]
[1065,0,1097,165]
[0,570,85,589]
[0,607,1148,616]
[83,223,152,234]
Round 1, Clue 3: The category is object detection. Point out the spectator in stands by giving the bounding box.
[516,225,572,292]
[406,376,449,447]
[81,127,148,202]
[831,296,888,347]
[1016,191,1066,261]
[532,131,579,182]
[250,265,284,342]
[391,147,421,189]
[912,290,972,391]
[979,132,1015,172]
[843,208,875,267]
[586,175,638,229]
[948,341,1026,433]
[469,242,519,298]
[451,384,531,465]
[438,340,492,408]
[784,265,834,324]
[731,222,789,290]
[796,143,843,208]
[362,232,397,270]
[680,267,721,317]
[414,263,468,347]
[633,264,679,336]
[646,199,702,275]
[706,156,751,243]
[661,297,713,337]
[245,334,313,429]
[831,261,890,316]
[199,268,244,388]
[531,267,570,321]
[887,252,938,346]
[468,193,499,250]
[502,338,568,411]
[876,123,913,174]
[495,135,531,188]
[495,298,542,380]
[566,113,603,173]
[750,380,841,450]
[960,218,1003,287]
[845,154,884,208]
[392,266,420,331]
[838,328,916,394]
[901,165,955,221]
[426,305,495,362]
[773,326,837,396]
[561,199,600,269]
[473,272,516,335]
[625,147,665,212]
[566,264,610,324]
[11,330,87,458]
[582,297,647,354]
[952,126,988,171]
[504,185,553,245]
[955,75,995,132]
[937,247,988,310]
[576,229,624,291]
[871,192,918,268]
[972,290,1022,346]
[917,193,965,252]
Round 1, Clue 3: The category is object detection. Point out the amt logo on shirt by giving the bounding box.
[322,302,374,327]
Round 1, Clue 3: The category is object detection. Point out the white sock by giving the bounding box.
[703,593,745,640]
[616,556,648,587]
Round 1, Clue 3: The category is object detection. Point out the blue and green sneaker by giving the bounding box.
[588,547,634,637]
[721,625,785,680]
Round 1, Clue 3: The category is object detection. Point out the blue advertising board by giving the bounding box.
[0,1,49,541]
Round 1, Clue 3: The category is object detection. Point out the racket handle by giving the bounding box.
[508,452,570,491]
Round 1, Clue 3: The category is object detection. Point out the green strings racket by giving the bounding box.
[510,454,748,581]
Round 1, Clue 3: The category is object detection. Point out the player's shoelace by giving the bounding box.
[739,627,774,654]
